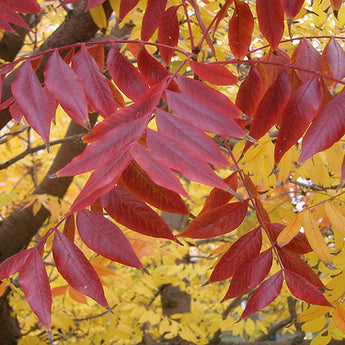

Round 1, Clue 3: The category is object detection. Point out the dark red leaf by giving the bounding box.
[85,0,106,11]
[72,46,116,118]
[44,50,89,128]
[285,270,332,307]
[119,160,189,214]
[223,248,273,300]
[275,75,323,163]
[277,247,325,289]
[179,200,249,239]
[281,0,304,18]
[63,214,75,243]
[146,129,229,190]
[256,0,284,50]
[0,249,31,280]
[199,173,238,214]
[53,230,108,308]
[19,249,51,329]
[235,65,265,117]
[77,209,143,269]
[0,14,14,32]
[241,271,283,318]
[130,142,189,199]
[158,6,180,66]
[156,109,230,167]
[2,0,41,13]
[141,0,167,40]
[0,3,31,30]
[322,38,345,82]
[101,187,178,242]
[119,0,139,20]
[107,43,148,101]
[208,227,262,283]
[228,0,254,59]
[11,60,55,143]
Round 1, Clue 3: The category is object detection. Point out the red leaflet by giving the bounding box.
[85,0,106,11]
[141,0,167,40]
[69,149,132,214]
[53,230,109,308]
[275,75,323,163]
[44,50,89,128]
[199,173,238,214]
[2,0,41,13]
[300,87,345,163]
[0,2,31,31]
[223,248,273,300]
[77,209,143,269]
[256,0,284,50]
[87,44,105,71]
[100,187,178,242]
[0,15,13,32]
[208,227,262,283]
[19,249,51,329]
[107,43,148,101]
[281,0,304,18]
[277,247,324,289]
[158,6,180,66]
[292,39,321,83]
[119,0,139,20]
[264,222,312,254]
[190,61,238,86]
[322,38,345,82]
[285,270,332,307]
[63,214,75,243]
[156,109,230,167]
[72,46,116,118]
[235,65,265,117]
[0,249,31,280]
[179,200,249,239]
[248,69,291,144]
[146,129,229,190]
[130,142,189,199]
[241,271,283,318]
[228,0,254,60]
[57,116,148,177]
[213,0,234,33]
[11,60,55,143]
[119,160,189,214]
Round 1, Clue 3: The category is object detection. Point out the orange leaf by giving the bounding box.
[69,286,88,304]
[333,304,345,332]
[277,212,304,247]
[324,201,345,237]
[0,282,7,297]
[51,285,68,297]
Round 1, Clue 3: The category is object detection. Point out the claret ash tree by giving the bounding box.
[2,0,345,344]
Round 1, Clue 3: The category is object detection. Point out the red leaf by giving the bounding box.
[119,160,189,214]
[141,0,167,40]
[72,46,116,118]
[199,173,238,214]
[281,0,304,18]
[2,0,41,13]
[0,3,31,30]
[213,0,234,33]
[228,0,254,60]
[57,116,148,177]
[0,14,14,32]
[158,6,180,66]
[107,43,148,101]
[85,0,106,11]
[87,44,105,71]
[146,129,229,190]
[223,248,273,300]
[292,38,321,83]
[11,60,55,143]
[235,65,265,117]
[241,271,283,318]
[277,247,325,289]
[19,249,51,329]
[275,75,323,163]
[179,200,249,239]
[300,87,345,163]
[100,187,178,242]
[0,249,31,280]
[119,0,139,20]
[156,109,230,167]
[77,209,143,269]
[256,0,284,50]
[44,50,89,128]
[208,227,262,283]
[190,61,238,86]
[285,270,332,307]
[130,142,189,199]
[53,230,108,308]
[248,69,291,144]
[63,214,75,243]
[322,38,345,82]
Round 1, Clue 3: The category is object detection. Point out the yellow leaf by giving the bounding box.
[89,5,107,29]
[32,200,42,216]
[303,210,332,264]
[277,211,304,247]
[297,305,331,323]
[310,330,331,345]
[301,317,327,333]
[325,201,345,237]
[332,304,345,332]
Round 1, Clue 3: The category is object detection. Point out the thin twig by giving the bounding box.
[74,303,117,322]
